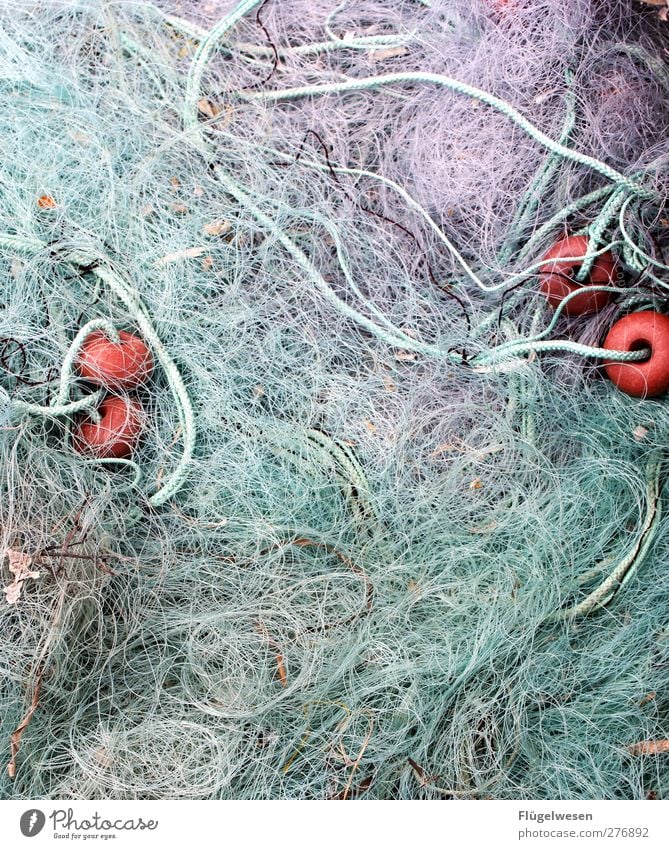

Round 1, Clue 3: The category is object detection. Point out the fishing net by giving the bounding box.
[1,0,668,799]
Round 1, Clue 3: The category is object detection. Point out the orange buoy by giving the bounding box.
[73,395,145,458]
[539,235,616,316]
[77,330,153,389]
[603,311,669,398]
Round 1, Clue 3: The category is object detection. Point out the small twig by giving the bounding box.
[628,740,669,756]
[407,756,484,797]
[7,586,67,777]
[275,654,287,687]
[331,773,373,800]
[280,537,374,632]
[246,0,279,89]
[338,710,374,801]
[253,621,287,687]
[277,129,472,330]
[7,670,43,779]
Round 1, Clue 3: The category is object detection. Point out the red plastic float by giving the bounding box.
[77,330,153,389]
[539,234,616,316]
[73,395,145,459]
[603,310,669,398]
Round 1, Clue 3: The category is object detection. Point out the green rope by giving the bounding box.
[619,195,669,276]
[213,166,462,362]
[548,456,663,621]
[478,239,623,297]
[183,0,265,150]
[609,42,669,93]
[239,72,651,197]
[83,457,144,490]
[474,338,648,369]
[53,318,121,408]
[324,1,415,51]
[5,388,104,421]
[498,72,577,266]
[0,234,195,506]
[513,185,618,268]
[574,186,627,282]
[89,263,196,507]
[253,137,485,292]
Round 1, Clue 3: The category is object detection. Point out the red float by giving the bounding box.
[603,311,669,398]
[539,234,616,316]
[73,395,145,459]
[77,330,153,389]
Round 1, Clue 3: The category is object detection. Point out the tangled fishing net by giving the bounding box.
[1,0,669,800]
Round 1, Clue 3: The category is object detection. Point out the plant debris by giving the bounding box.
[3,549,40,605]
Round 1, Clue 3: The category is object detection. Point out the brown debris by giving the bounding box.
[628,740,669,756]
[7,672,42,779]
[197,98,221,119]
[203,219,231,237]
[37,194,58,209]
[3,549,40,605]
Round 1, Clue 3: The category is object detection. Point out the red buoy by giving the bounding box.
[73,395,145,459]
[539,235,616,316]
[603,311,669,398]
[77,330,153,389]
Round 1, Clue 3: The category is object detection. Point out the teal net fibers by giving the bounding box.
[1,0,669,799]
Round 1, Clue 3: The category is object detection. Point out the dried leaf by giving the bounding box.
[197,98,221,119]
[171,202,188,215]
[633,425,649,442]
[469,520,498,534]
[203,219,231,237]
[154,246,206,267]
[399,326,419,339]
[37,194,57,209]
[8,549,33,574]
[3,549,41,605]
[69,131,92,146]
[383,374,397,392]
[628,740,669,756]
[201,256,214,271]
[469,477,484,490]
[330,772,373,800]
[430,442,457,457]
[638,0,669,19]
[365,421,377,434]
[369,46,409,62]
[4,584,22,605]
[92,747,112,769]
